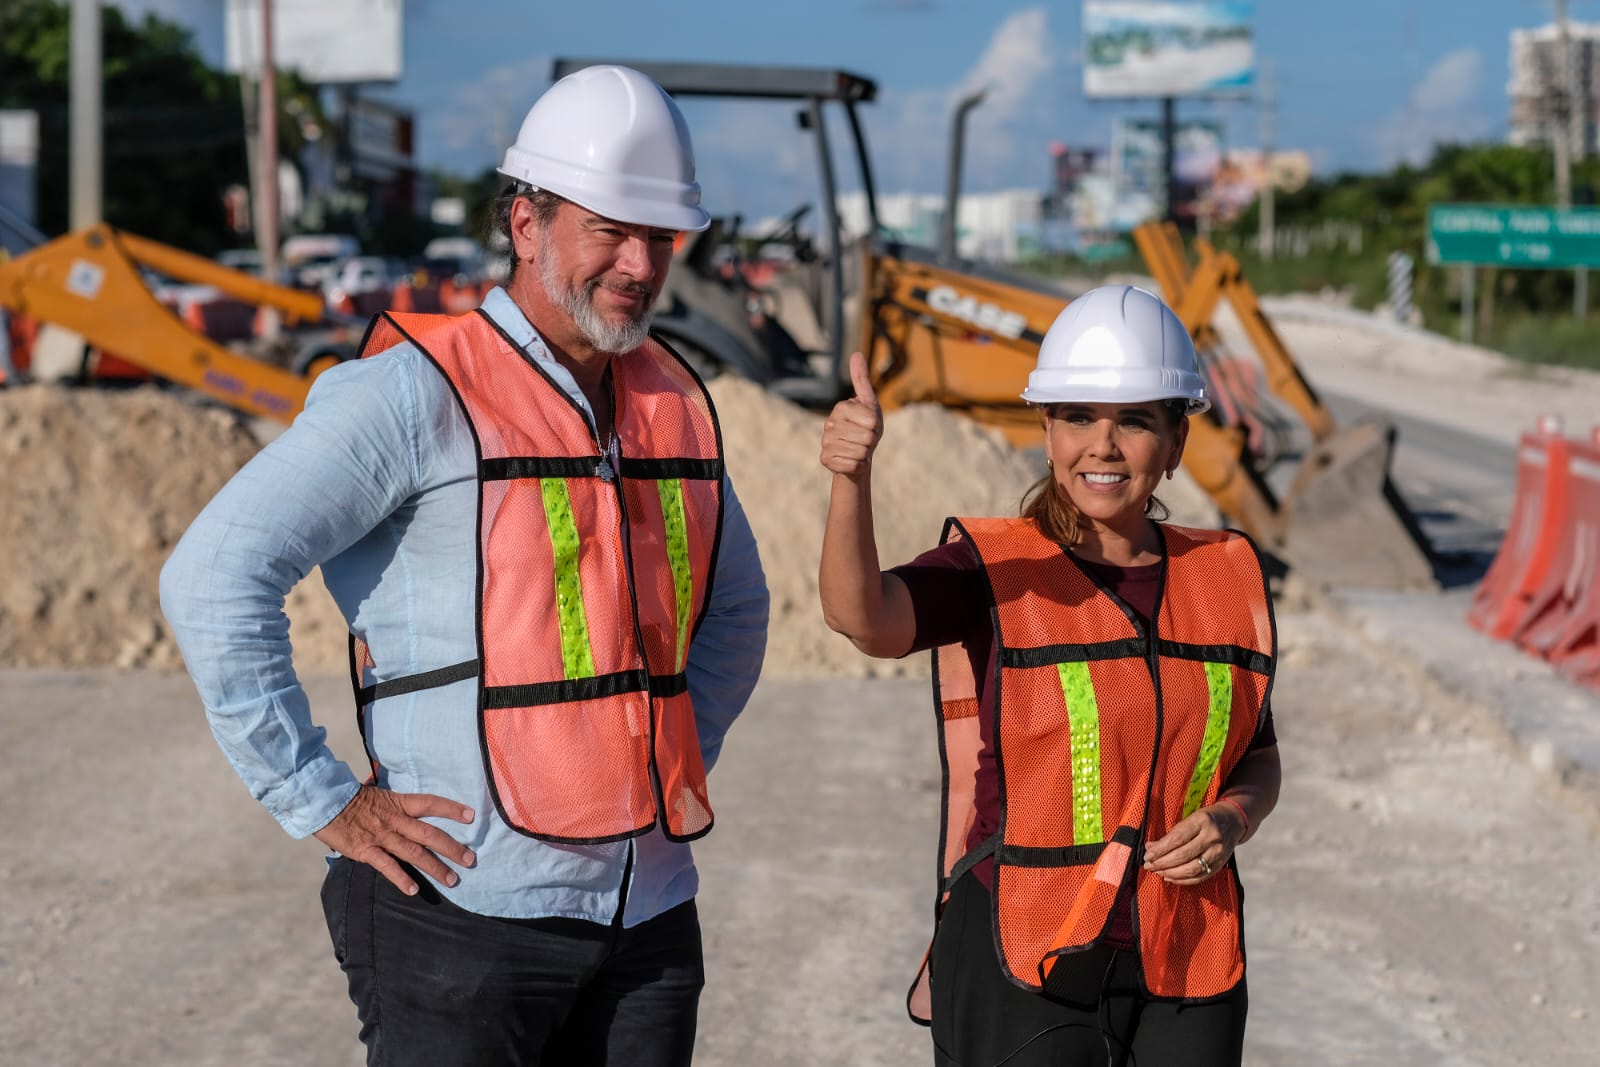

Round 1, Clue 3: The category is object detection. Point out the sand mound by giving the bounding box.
[0,377,1215,680]
[0,384,345,671]
[709,378,1042,678]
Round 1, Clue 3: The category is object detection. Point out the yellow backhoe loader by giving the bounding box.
[553,57,1437,592]
[0,222,353,422]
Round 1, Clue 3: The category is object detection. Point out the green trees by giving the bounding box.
[0,0,321,254]
[1212,143,1600,366]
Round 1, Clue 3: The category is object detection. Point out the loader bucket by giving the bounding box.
[1279,418,1439,591]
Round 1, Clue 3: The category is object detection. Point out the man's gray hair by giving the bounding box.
[489,184,564,280]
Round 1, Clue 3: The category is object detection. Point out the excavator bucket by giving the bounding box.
[1279,419,1438,591]
[1133,220,1440,592]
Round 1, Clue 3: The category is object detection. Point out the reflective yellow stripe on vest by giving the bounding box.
[540,478,597,680]
[658,478,693,672]
[1181,662,1234,817]
[1057,661,1104,845]
[1059,657,1235,839]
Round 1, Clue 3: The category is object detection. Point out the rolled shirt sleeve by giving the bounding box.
[158,354,424,838]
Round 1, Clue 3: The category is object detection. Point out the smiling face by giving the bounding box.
[1042,399,1189,542]
[512,197,678,356]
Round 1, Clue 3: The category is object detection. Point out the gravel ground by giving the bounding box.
[3,597,1598,1065]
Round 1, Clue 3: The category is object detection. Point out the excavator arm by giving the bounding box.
[862,248,1068,441]
[0,224,326,422]
[1133,220,1437,589]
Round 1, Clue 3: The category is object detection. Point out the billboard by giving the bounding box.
[1084,2,1255,98]
[1112,117,1224,190]
[1108,117,1225,227]
[225,0,403,85]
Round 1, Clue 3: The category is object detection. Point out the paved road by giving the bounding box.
[1323,389,1516,575]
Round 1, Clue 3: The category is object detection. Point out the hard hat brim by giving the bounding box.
[498,154,711,233]
[1021,369,1211,415]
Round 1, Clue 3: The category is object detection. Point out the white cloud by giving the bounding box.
[415,7,1065,214]
[1412,48,1483,113]
[1372,47,1490,167]
[419,55,551,165]
[865,6,1063,194]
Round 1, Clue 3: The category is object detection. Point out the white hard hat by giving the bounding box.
[1023,284,1210,414]
[498,65,711,232]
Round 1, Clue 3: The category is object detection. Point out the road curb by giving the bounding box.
[1313,584,1600,826]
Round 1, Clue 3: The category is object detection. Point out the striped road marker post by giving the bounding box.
[1387,250,1414,325]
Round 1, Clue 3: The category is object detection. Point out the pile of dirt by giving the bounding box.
[0,378,1216,679]
[0,384,342,671]
[709,377,1044,678]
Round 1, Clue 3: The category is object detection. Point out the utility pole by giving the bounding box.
[1555,0,1573,208]
[1257,58,1275,260]
[1160,96,1178,225]
[258,0,281,336]
[1560,1,1591,317]
[69,0,102,230]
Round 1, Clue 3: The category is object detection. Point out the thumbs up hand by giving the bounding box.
[819,351,884,479]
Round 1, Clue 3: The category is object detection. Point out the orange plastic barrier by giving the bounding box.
[1512,428,1600,686]
[181,296,258,344]
[93,349,153,381]
[5,312,37,376]
[1467,423,1573,640]
[438,279,485,315]
[391,280,443,314]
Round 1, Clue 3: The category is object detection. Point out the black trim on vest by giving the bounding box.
[482,669,690,709]
[943,830,1001,892]
[1227,525,1281,726]
[619,457,725,481]
[482,456,607,480]
[652,332,727,651]
[358,658,482,705]
[1001,637,1147,668]
[355,312,387,360]
[391,313,722,847]
[997,825,1143,869]
[1158,639,1274,676]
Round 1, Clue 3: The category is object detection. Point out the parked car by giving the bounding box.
[325,256,399,300]
[418,236,486,284]
[281,233,361,289]
[215,249,263,276]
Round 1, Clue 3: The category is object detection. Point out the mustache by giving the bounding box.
[590,278,654,299]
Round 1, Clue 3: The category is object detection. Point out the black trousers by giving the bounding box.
[929,874,1248,1067]
[320,856,704,1067]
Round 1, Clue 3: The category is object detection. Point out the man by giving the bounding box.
[160,65,768,1067]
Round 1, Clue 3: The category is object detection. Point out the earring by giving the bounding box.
[1046,458,1054,470]
[1165,469,1174,480]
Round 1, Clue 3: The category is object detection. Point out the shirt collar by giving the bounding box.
[477,285,595,425]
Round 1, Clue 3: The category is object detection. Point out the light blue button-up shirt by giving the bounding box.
[160,287,769,925]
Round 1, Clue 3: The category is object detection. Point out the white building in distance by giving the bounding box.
[1509,20,1600,157]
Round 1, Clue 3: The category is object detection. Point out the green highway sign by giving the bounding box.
[1427,203,1600,268]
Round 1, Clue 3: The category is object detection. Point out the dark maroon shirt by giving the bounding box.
[890,538,1276,916]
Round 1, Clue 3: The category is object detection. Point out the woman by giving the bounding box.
[818,284,1281,1067]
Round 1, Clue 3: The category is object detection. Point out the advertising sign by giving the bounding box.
[1427,204,1600,268]
[1084,2,1255,98]
[226,0,403,84]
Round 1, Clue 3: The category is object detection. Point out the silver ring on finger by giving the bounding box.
[1196,855,1211,875]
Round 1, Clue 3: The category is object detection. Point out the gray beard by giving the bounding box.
[537,242,655,354]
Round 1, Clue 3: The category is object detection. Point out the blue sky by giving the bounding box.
[112,1,1542,218]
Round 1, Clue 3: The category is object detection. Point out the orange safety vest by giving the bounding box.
[352,309,725,844]
[909,517,1274,1018]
